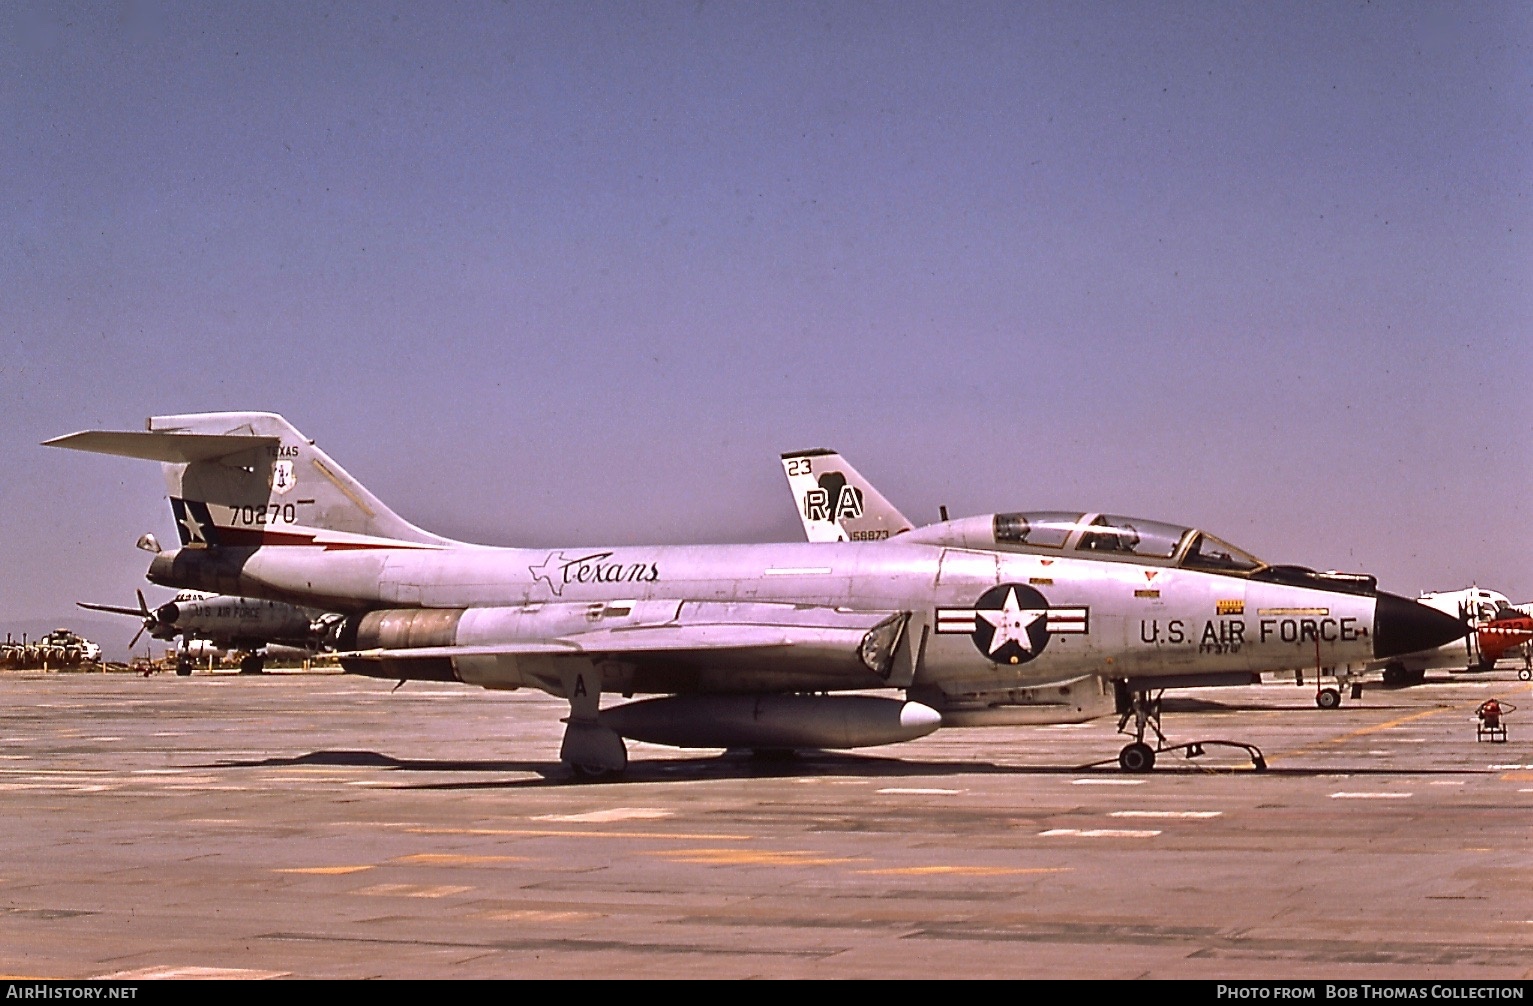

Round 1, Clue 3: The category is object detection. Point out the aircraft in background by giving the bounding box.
[780,448,914,542]
[1369,587,1533,686]
[79,589,339,675]
[48,412,1466,775]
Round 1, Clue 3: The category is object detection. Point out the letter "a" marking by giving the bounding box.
[835,485,864,520]
[572,673,588,698]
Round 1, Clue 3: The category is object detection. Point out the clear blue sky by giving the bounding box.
[4,2,1530,653]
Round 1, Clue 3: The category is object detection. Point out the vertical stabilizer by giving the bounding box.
[46,412,456,548]
[780,449,914,543]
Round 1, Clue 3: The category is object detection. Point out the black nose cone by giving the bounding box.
[1374,592,1469,659]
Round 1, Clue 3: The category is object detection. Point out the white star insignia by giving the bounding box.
[179,507,207,544]
[977,586,1043,655]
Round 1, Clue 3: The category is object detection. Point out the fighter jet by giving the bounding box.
[79,589,339,675]
[47,412,1467,775]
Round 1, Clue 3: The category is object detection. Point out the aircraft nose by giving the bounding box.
[1373,592,1468,659]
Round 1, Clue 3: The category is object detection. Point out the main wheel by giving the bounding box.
[1519,668,1531,682]
[1118,742,1156,773]
[1382,663,1406,686]
[1316,688,1342,710]
[175,659,192,677]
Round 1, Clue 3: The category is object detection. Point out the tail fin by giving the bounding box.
[780,449,914,543]
[45,412,454,548]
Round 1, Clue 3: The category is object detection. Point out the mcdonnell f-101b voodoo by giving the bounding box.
[47,412,1467,775]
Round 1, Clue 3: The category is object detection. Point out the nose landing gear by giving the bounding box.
[1110,681,1267,773]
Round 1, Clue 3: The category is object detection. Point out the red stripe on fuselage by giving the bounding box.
[210,527,440,551]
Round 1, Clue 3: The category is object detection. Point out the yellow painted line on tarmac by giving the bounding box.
[646,848,865,867]
[406,826,753,841]
[391,853,527,866]
[1268,706,1451,764]
[275,865,374,875]
[1499,771,1533,782]
[857,866,1072,877]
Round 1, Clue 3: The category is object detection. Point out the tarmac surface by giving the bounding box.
[0,668,1530,980]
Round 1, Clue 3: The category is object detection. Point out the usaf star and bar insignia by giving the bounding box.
[936,583,1089,665]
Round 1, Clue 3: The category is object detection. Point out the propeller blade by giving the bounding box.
[130,623,146,650]
[77,601,148,618]
[137,589,149,617]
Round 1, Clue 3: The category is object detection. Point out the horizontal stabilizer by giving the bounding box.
[43,430,279,464]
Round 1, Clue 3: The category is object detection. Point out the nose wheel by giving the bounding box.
[1112,681,1266,773]
[1116,686,1168,772]
[1118,742,1156,773]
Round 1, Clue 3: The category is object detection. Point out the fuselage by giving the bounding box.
[48,410,1477,770]
[149,535,1388,698]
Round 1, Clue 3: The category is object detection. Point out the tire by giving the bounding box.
[1316,688,1342,710]
[1118,742,1156,773]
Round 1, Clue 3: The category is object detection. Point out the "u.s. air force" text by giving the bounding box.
[1141,616,1365,652]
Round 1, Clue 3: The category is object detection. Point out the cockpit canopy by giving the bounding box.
[906,511,1267,573]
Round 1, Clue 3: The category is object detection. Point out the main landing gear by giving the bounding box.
[1381,662,1426,687]
[558,665,628,781]
[1112,681,1266,773]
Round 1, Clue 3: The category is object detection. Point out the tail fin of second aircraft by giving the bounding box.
[45,412,456,549]
[780,449,914,542]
